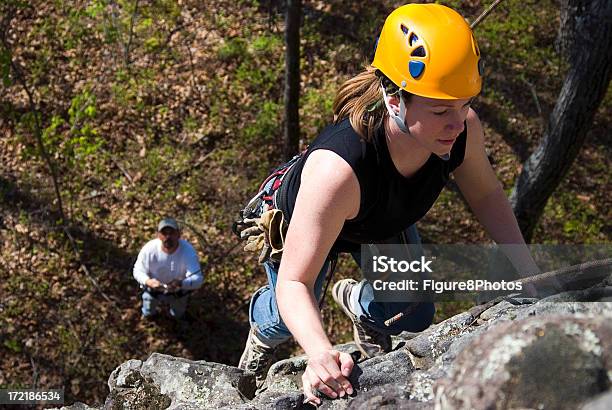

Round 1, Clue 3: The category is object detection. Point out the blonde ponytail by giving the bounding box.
[332,66,387,142]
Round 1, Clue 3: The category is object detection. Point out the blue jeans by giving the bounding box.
[249,225,435,347]
[141,291,189,318]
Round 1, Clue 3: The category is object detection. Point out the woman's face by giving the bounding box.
[403,95,473,156]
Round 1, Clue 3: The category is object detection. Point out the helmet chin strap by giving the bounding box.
[381,85,409,133]
[381,84,450,162]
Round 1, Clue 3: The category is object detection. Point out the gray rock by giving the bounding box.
[434,315,612,410]
[346,384,431,409]
[405,295,612,373]
[108,359,143,391]
[105,353,254,409]
[404,311,475,369]
[229,390,305,410]
[580,389,612,410]
[537,286,612,303]
[477,300,520,321]
[52,403,100,410]
[104,370,171,410]
[307,294,612,409]
[516,300,612,320]
[332,348,416,407]
[399,298,612,408]
[348,348,414,392]
[264,355,307,394]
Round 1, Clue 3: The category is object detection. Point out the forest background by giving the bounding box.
[0,0,609,406]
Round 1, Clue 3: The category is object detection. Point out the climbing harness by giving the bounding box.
[233,152,303,263]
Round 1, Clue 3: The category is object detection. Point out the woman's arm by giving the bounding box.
[276,149,359,403]
[453,110,540,277]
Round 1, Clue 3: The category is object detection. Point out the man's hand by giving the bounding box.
[302,349,354,406]
[145,278,162,289]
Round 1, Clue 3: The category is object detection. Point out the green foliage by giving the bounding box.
[41,114,65,152]
[132,0,181,54]
[540,192,605,243]
[84,0,121,44]
[235,61,276,91]
[251,34,282,56]
[14,111,40,160]
[85,0,105,18]
[242,101,281,144]
[67,89,103,159]
[0,0,30,24]
[182,115,198,133]
[303,86,335,131]
[219,33,283,96]
[3,339,21,353]
[217,38,248,62]
[477,1,558,72]
[64,8,89,50]
[37,88,103,173]
[56,324,81,357]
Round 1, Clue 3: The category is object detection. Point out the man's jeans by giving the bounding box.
[249,225,436,347]
[141,290,189,318]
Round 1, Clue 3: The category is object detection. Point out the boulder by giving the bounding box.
[104,353,254,409]
[434,315,611,410]
[346,384,432,409]
[581,389,612,410]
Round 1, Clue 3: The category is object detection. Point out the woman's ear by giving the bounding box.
[386,93,401,115]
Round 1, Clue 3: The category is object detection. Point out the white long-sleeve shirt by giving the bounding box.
[133,239,203,290]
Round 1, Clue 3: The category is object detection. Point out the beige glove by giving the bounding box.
[241,218,269,262]
[239,209,287,263]
[262,209,286,258]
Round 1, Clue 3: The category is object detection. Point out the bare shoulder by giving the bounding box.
[300,149,360,220]
[302,149,358,189]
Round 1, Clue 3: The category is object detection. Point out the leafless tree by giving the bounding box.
[510,0,611,241]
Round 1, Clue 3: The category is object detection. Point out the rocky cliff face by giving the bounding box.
[58,272,612,410]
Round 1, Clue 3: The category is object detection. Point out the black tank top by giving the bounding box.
[280,118,467,252]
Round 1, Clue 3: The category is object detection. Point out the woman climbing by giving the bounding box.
[236,3,539,405]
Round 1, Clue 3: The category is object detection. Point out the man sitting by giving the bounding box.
[133,218,203,319]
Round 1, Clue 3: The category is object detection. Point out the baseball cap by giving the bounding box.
[158,218,180,232]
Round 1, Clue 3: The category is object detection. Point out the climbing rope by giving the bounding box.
[471,0,506,29]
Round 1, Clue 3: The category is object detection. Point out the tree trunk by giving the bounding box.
[510,0,612,241]
[283,0,300,160]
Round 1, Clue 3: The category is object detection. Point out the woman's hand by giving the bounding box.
[302,349,354,405]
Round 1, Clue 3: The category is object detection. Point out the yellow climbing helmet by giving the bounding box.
[372,3,482,99]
